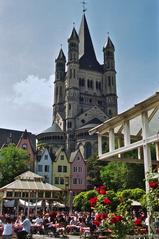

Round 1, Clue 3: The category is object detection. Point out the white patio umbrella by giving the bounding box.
[52,201,65,208]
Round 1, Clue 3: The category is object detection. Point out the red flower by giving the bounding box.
[89,197,98,206]
[111,217,117,224]
[95,187,100,193]
[100,185,107,190]
[99,188,106,195]
[95,185,107,194]
[95,213,107,221]
[103,197,111,205]
[115,215,123,222]
[110,215,123,224]
[93,220,101,227]
[149,181,158,189]
[95,213,102,221]
[134,218,142,226]
[100,213,107,220]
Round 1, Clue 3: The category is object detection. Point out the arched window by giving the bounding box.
[73,69,76,78]
[68,104,71,110]
[56,87,58,98]
[108,76,111,86]
[70,69,72,78]
[85,142,92,159]
[109,109,112,116]
[59,86,62,97]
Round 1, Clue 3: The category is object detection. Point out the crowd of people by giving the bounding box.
[0,210,96,238]
[0,209,159,238]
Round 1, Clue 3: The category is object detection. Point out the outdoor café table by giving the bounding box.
[80,226,91,238]
[31,223,43,234]
[66,224,80,233]
[13,223,23,233]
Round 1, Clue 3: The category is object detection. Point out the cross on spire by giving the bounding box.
[81,1,87,13]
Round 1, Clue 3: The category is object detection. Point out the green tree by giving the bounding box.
[100,161,145,191]
[86,153,105,189]
[100,161,128,191]
[73,190,98,211]
[0,144,29,187]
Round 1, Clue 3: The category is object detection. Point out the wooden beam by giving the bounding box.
[99,157,159,165]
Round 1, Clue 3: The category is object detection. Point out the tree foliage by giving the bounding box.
[0,144,29,187]
[86,153,104,189]
[73,187,146,213]
[100,161,145,191]
[73,190,97,211]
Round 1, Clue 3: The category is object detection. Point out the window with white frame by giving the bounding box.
[38,164,43,172]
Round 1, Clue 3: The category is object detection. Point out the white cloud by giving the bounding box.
[13,74,54,107]
[0,74,54,133]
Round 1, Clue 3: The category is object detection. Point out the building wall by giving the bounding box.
[70,151,87,192]
[36,148,52,184]
[17,136,36,171]
[53,150,70,190]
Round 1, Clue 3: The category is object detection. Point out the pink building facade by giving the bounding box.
[70,150,87,193]
[17,129,36,171]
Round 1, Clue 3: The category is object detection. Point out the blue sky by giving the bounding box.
[0,0,158,134]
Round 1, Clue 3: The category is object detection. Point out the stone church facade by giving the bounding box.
[37,14,118,159]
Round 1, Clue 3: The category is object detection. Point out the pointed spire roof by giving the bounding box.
[68,27,79,41]
[78,14,102,72]
[56,49,66,62]
[104,36,115,50]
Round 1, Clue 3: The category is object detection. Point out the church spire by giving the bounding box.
[104,36,115,50]
[56,48,66,62]
[68,27,79,42]
[78,14,101,72]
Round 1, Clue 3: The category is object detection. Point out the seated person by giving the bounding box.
[16,215,31,239]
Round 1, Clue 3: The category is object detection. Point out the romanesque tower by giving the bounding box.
[38,13,118,158]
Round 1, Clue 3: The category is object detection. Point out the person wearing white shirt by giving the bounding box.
[16,215,31,239]
[2,217,13,239]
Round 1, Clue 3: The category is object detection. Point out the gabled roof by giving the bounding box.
[54,147,68,162]
[0,128,36,151]
[78,14,102,72]
[70,149,84,163]
[70,149,78,163]
[37,148,54,161]
[17,129,36,153]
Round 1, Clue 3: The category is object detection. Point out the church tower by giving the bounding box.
[65,27,80,153]
[103,36,118,117]
[53,48,66,119]
[37,12,118,159]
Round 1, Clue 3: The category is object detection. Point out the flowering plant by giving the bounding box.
[88,185,134,239]
[145,178,159,212]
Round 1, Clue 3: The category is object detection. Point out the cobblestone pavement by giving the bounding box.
[32,234,80,239]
